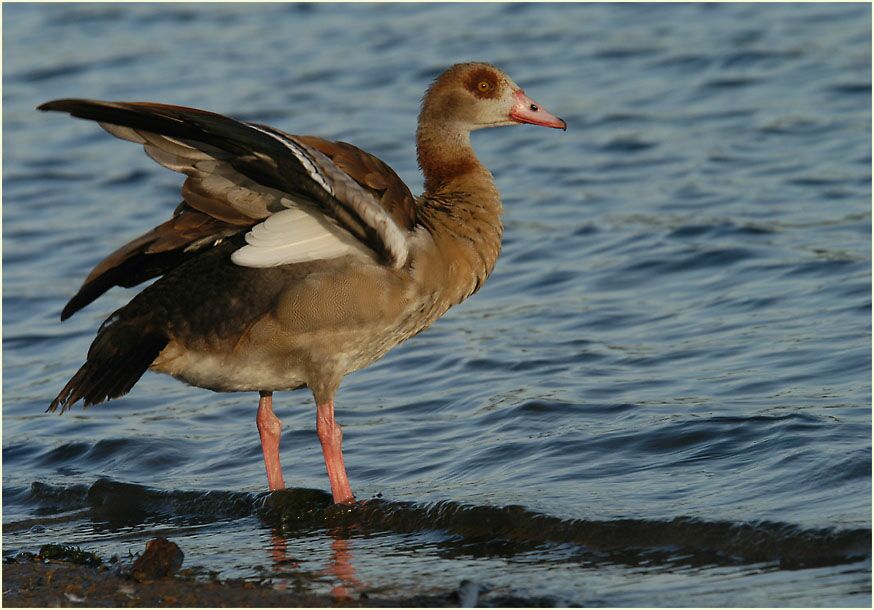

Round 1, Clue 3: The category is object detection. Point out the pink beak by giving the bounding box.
[509,90,567,130]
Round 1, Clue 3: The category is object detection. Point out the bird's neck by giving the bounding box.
[417,119,485,195]
[415,119,504,305]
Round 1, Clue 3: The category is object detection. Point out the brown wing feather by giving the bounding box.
[62,204,240,320]
[296,136,417,231]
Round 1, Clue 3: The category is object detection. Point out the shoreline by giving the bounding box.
[2,556,466,608]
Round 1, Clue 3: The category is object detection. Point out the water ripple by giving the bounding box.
[4,2,870,605]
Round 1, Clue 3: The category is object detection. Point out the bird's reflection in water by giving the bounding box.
[267,528,362,600]
[268,531,298,568]
[323,533,362,600]
[266,531,295,593]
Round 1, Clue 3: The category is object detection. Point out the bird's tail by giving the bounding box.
[48,312,168,413]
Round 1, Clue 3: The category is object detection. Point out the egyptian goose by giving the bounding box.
[40,62,565,504]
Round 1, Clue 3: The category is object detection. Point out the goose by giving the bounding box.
[40,62,566,504]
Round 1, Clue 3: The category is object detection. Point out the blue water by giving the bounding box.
[3,2,871,606]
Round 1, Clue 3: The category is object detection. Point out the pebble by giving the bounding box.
[130,538,184,582]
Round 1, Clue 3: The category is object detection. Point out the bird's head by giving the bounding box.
[421,62,566,132]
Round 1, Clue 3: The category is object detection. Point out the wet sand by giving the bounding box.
[3,540,556,608]
[2,557,462,608]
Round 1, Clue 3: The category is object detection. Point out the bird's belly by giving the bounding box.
[151,344,307,393]
[149,323,421,394]
[149,279,447,395]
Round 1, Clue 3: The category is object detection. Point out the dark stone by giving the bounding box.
[130,537,184,582]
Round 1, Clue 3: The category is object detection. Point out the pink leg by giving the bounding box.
[256,391,286,492]
[316,400,355,504]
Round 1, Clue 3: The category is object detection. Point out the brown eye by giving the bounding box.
[478,81,492,92]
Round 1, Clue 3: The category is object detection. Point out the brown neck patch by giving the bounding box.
[420,156,479,194]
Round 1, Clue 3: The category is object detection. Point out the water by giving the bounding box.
[3,3,871,606]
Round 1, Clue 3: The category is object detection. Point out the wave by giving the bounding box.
[7,479,869,571]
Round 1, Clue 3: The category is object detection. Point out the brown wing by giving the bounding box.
[39,99,417,319]
[296,136,417,231]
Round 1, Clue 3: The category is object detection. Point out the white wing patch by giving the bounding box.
[230,206,373,268]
